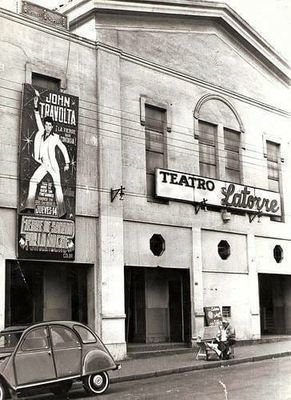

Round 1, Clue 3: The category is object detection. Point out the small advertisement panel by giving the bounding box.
[155,168,281,216]
[18,84,78,260]
[204,306,222,326]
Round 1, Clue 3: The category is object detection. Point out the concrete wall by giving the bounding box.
[202,272,251,339]
[120,57,290,226]
[0,10,99,331]
[124,221,192,269]
[113,14,290,341]
[201,230,248,273]
[0,11,99,217]
[256,237,291,274]
[74,11,290,110]
[1,2,291,355]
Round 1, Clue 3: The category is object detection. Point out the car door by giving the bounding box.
[50,325,82,378]
[14,326,56,386]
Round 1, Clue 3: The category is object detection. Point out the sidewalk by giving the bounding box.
[110,339,291,384]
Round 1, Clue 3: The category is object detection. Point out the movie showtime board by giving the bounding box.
[18,84,78,260]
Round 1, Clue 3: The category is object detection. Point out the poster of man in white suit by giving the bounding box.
[18,84,78,260]
[24,90,70,218]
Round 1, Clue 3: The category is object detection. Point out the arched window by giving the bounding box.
[194,94,245,183]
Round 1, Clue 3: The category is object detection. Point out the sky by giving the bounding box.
[31,0,291,64]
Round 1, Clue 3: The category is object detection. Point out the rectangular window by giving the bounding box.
[198,121,217,178]
[222,306,231,318]
[145,105,166,197]
[267,141,280,192]
[32,73,60,90]
[224,128,240,183]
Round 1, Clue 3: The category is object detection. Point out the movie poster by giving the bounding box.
[18,84,78,260]
[204,306,222,326]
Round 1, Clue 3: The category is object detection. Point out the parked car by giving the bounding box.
[0,321,120,399]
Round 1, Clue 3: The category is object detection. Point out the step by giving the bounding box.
[126,336,291,359]
[127,342,189,353]
[127,347,194,360]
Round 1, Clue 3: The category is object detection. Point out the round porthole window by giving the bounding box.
[150,234,165,256]
[273,245,283,263]
[218,240,230,260]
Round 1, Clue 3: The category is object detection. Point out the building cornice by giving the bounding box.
[0,6,96,49]
[60,0,291,83]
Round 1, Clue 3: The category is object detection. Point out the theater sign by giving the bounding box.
[155,168,281,216]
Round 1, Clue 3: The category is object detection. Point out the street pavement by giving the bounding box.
[103,356,291,400]
[110,338,291,384]
[20,339,291,399]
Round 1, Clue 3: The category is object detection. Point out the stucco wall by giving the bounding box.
[90,12,290,110]
[1,4,291,348]
[202,271,251,339]
[124,221,192,268]
[120,57,290,230]
[256,236,291,274]
[201,230,248,273]
[0,10,100,331]
[0,11,99,241]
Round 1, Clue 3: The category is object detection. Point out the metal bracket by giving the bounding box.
[248,212,263,223]
[194,198,208,214]
[111,185,125,202]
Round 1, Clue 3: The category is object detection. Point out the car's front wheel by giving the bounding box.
[83,371,110,395]
[0,381,6,400]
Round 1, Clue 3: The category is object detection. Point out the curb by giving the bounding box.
[111,351,291,384]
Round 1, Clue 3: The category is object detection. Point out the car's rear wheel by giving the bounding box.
[51,381,72,396]
[83,371,109,395]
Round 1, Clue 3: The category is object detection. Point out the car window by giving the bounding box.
[0,331,22,352]
[74,325,96,344]
[21,327,49,351]
[50,326,81,349]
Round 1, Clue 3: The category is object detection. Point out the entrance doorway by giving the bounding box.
[259,273,291,335]
[5,260,88,327]
[125,267,191,344]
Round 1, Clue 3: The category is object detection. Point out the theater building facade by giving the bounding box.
[0,0,290,359]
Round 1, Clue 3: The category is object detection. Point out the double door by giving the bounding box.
[125,267,190,343]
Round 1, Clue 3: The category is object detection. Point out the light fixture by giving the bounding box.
[221,209,231,223]
[111,185,125,202]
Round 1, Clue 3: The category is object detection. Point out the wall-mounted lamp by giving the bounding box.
[194,198,208,214]
[221,209,231,223]
[111,185,125,202]
[248,212,263,223]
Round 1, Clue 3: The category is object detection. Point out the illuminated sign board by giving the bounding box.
[155,168,281,216]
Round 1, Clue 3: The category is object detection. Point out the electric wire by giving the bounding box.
[0,91,287,169]
[0,76,290,158]
[0,80,288,207]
